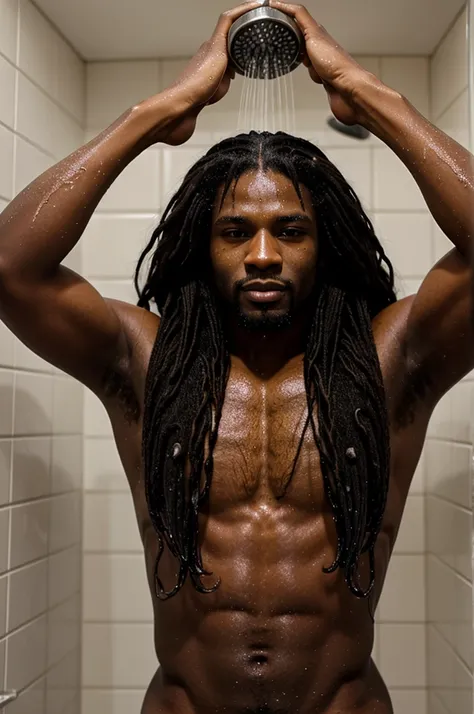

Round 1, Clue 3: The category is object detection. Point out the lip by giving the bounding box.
[244,290,285,303]
[242,281,287,292]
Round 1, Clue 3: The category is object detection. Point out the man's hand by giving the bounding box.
[270,0,384,127]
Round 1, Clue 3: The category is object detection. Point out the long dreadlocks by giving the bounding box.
[134,131,397,603]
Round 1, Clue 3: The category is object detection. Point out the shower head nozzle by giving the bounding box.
[228,6,303,80]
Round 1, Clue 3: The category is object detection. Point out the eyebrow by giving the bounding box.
[214,213,312,226]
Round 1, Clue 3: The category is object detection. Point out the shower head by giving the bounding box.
[228,5,304,80]
[327,116,371,140]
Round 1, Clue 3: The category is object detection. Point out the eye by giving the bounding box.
[280,228,305,238]
[224,229,249,239]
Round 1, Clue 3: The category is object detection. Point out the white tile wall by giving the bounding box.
[426,6,473,713]
[0,1,85,711]
[79,43,454,713]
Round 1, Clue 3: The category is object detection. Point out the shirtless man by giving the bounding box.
[0,2,472,713]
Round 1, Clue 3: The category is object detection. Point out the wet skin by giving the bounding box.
[97,170,439,714]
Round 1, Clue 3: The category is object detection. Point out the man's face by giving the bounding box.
[210,169,319,331]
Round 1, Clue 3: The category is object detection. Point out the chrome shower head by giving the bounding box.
[228,5,304,80]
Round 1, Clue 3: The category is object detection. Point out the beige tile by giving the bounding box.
[0,124,14,200]
[48,545,81,609]
[372,212,432,279]
[427,555,472,670]
[325,147,372,211]
[86,61,160,131]
[51,436,83,495]
[427,691,450,714]
[82,622,156,688]
[18,0,57,98]
[7,558,48,632]
[0,636,4,690]
[0,574,7,637]
[0,440,11,505]
[46,647,80,714]
[432,221,453,263]
[380,57,430,118]
[52,108,84,161]
[426,496,471,581]
[5,613,47,690]
[431,11,469,121]
[393,495,424,554]
[82,214,157,279]
[83,390,112,438]
[49,492,81,553]
[11,437,51,503]
[83,554,152,622]
[90,279,137,305]
[162,146,209,207]
[16,72,57,155]
[377,555,425,622]
[0,370,14,437]
[83,493,142,553]
[0,0,19,64]
[6,677,46,714]
[410,448,425,494]
[373,147,427,211]
[427,624,472,713]
[47,594,81,668]
[436,88,470,150]
[81,690,146,714]
[426,441,471,509]
[9,500,49,569]
[14,372,54,436]
[428,382,472,443]
[390,689,427,714]
[84,438,127,492]
[378,623,426,687]
[52,377,83,435]
[56,36,85,124]
[0,509,9,574]
[14,134,52,197]
[13,336,53,373]
[0,321,15,368]
[97,148,160,212]
[0,54,15,129]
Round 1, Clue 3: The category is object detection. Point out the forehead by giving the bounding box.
[212,170,315,220]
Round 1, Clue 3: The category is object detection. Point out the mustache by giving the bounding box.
[235,276,294,291]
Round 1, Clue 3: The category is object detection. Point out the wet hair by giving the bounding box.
[134,131,397,606]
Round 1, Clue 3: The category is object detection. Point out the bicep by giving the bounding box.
[405,248,473,399]
[0,265,127,392]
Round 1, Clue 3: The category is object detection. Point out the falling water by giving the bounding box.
[237,48,296,135]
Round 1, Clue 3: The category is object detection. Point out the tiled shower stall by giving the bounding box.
[0,0,472,713]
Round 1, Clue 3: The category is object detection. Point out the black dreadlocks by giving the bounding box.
[134,131,397,603]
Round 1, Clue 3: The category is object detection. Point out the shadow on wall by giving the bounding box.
[0,382,82,714]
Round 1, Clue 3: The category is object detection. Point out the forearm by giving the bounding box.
[0,96,179,279]
[355,76,473,260]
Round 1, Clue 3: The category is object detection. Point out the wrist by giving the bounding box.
[128,92,191,148]
[351,74,406,137]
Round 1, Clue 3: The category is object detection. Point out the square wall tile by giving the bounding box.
[14,134,52,196]
[8,558,48,632]
[0,320,15,369]
[14,335,53,373]
[51,436,83,495]
[52,377,83,435]
[14,372,53,436]
[0,54,16,129]
[431,10,469,121]
[49,492,81,553]
[0,509,9,574]
[83,390,112,438]
[56,36,85,124]
[0,371,13,436]
[429,381,472,443]
[46,647,80,714]
[0,124,14,200]
[0,440,11,505]
[377,555,425,622]
[11,437,51,503]
[97,148,160,212]
[83,493,142,553]
[9,499,49,569]
[426,496,471,581]
[18,0,57,97]
[324,147,372,211]
[48,545,81,609]
[84,438,127,492]
[372,212,432,278]
[390,689,427,714]
[82,214,156,279]
[380,57,430,118]
[0,574,7,637]
[83,554,152,622]
[0,636,4,690]
[425,440,471,509]
[81,690,146,714]
[427,624,472,714]
[436,88,470,150]
[393,495,424,553]
[373,147,427,211]
[82,623,156,688]
[87,61,160,131]
[47,595,81,668]
[5,613,47,691]
[432,221,453,262]
[16,72,57,154]
[162,146,209,206]
[0,0,19,64]
[378,623,426,687]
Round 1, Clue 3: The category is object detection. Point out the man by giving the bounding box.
[0,2,472,713]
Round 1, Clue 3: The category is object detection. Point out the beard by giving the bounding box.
[236,306,294,331]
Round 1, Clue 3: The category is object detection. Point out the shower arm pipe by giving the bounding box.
[0,692,17,708]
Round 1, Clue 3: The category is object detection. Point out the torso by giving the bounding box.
[101,296,431,714]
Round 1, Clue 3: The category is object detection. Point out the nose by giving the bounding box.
[243,229,283,272]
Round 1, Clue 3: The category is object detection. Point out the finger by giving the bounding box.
[268,1,319,30]
[212,2,263,39]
